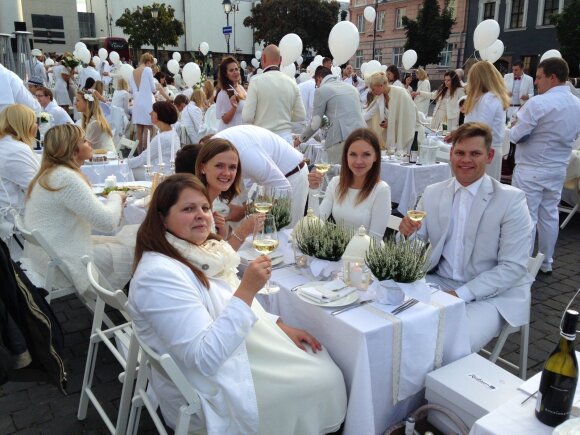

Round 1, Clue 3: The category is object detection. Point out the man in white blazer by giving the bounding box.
[242,44,305,143]
[504,61,534,121]
[400,122,533,353]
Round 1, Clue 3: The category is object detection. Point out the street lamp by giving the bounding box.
[151,7,159,18]
[151,7,159,59]
[222,0,232,54]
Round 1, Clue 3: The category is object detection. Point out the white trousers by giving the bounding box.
[512,165,566,267]
[427,274,503,353]
[287,164,309,227]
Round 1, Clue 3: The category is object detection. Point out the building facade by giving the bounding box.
[348,0,468,81]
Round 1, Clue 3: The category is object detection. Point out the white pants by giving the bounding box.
[512,165,566,267]
[427,274,503,353]
[287,164,309,227]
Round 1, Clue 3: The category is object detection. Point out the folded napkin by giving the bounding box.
[300,280,357,303]
[309,258,342,278]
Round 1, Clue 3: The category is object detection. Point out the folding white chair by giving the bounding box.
[126,334,202,435]
[558,179,579,230]
[77,256,139,435]
[481,252,545,380]
[11,209,76,303]
[117,138,139,159]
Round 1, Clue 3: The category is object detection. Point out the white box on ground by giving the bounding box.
[425,353,522,433]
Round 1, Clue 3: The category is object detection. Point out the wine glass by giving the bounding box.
[93,156,104,181]
[253,214,280,295]
[408,195,427,223]
[119,160,130,183]
[253,185,274,214]
[313,148,330,198]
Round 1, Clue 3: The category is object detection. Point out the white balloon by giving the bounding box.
[78,47,91,64]
[182,62,201,86]
[282,63,296,78]
[480,40,504,63]
[172,52,181,62]
[328,21,360,66]
[331,66,341,76]
[98,48,108,60]
[109,51,120,64]
[167,59,180,75]
[307,62,320,77]
[298,72,310,83]
[296,56,303,66]
[473,19,500,51]
[540,49,562,63]
[402,49,418,70]
[153,58,158,64]
[255,50,262,59]
[44,58,54,67]
[75,42,87,51]
[314,55,323,63]
[365,60,381,75]
[257,68,263,74]
[251,58,259,68]
[200,42,209,56]
[119,64,134,83]
[240,60,247,69]
[310,115,321,130]
[360,62,368,75]
[279,33,303,66]
[92,56,101,66]
[364,6,376,23]
[380,65,387,73]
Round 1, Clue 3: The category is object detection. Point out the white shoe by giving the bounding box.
[539,264,553,275]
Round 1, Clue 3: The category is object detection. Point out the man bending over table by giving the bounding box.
[399,122,533,352]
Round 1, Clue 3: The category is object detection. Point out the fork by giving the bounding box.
[391,298,419,315]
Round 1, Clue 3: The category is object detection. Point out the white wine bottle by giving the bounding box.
[535,309,579,427]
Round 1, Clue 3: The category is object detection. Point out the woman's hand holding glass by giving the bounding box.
[236,255,271,305]
[312,149,330,198]
[213,211,228,238]
[252,214,280,295]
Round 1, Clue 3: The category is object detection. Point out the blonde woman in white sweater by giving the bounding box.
[413,68,431,115]
[21,124,135,293]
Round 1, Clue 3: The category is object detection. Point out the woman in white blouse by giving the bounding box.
[111,77,132,117]
[75,89,115,152]
[181,88,206,144]
[128,173,346,435]
[413,68,431,115]
[215,56,246,132]
[387,65,403,88]
[0,104,40,217]
[463,61,510,180]
[128,101,180,180]
[308,128,391,239]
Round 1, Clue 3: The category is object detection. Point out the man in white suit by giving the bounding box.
[242,44,305,143]
[400,122,533,352]
[504,61,534,121]
[294,66,366,164]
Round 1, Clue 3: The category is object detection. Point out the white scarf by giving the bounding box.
[165,232,241,288]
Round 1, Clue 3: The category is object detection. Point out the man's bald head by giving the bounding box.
[262,44,281,68]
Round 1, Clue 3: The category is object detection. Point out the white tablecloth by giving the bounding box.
[255,236,471,435]
[82,160,135,184]
[380,159,452,214]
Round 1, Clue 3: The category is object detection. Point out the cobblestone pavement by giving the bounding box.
[1,214,578,434]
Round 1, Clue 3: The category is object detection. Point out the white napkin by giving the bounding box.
[300,280,356,303]
[238,248,284,263]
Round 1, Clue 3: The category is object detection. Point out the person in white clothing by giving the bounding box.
[0,63,41,114]
[215,125,309,226]
[413,68,431,115]
[130,53,156,154]
[75,89,115,152]
[181,88,206,143]
[387,65,403,88]
[21,124,135,294]
[29,49,47,86]
[399,122,533,352]
[129,101,180,180]
[297,77,316,127]
[463,61,510,181]
[79,61,101,90]
[308,128,391,239]
[110,77,132,117]
[341,63,365,93]
[215,56,246,132]
[503,61,534,122]
[34,88,74,125]
[510,57,580,274]
[128,173,346,435]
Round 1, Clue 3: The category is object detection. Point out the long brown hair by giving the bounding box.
[195,138,242,203]
[434,70,462,101]
[217,56,243,100]
[133,173,220,288]
[76,90,113,137]
[337,128,382,205]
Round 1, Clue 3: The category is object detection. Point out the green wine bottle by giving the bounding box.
[409,131,419,164]
[535,309,579,427]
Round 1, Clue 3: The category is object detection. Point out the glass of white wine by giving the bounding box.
[254,185,274,214]
[408,196,427,241]
[313,149,330,198]
[253,214,280,295]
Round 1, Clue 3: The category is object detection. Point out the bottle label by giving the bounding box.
[410,151,418,163]
[535,369,577,426]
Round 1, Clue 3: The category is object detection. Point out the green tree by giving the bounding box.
[243,0,340,56]
[402,0,455,67]
[555,0,580,77]
[116,3,184,60]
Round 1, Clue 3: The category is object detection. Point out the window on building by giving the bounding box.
[78,12,96,38]
[393,47,404,68]
[541,0,560,25]
[355,0,366,5]
[395,8,406,29]
[376,11,386,31]
[439,43,453,67]
[509,0,526,28]
[374,48,383,64]
[355,49,364,69]
[357,14,365,33]
[483,2,496,19]
[31,14,66,44]
[31,14,64,29]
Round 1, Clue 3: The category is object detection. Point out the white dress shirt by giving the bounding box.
[0,64,41,114]
[0,136,40,211]
[181,102,204,143]
[437,177,484,301]
[43,100,74,126]
[215,90,245,132]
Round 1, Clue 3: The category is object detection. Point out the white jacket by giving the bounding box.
[503,73,534,105]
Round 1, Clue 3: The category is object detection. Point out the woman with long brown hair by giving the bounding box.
[128,173,346,435]
[308,128,391,238]
[215,56,246,132]
[75,89,115,152]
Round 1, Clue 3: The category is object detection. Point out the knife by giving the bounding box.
[331,300,371,316]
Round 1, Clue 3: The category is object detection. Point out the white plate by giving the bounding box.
[295,282,359,307]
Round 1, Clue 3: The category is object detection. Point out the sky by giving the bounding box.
[77,0,86,13]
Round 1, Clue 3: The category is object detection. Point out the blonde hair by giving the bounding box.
[0,104,37,147]
[368,72,390,89]
[94,80,104,95]
[116,77,129,91]
[191,88,207,110]
[76,90,113,137]
[140,53,154,65]
[27,124,90,197]
[416,68,428,81]
[203,80,215,104]
[464,61,510,114]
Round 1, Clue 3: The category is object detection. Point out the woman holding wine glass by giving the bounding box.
[128,173,347,435]
[308,128,391,239]
[215,56,246,132]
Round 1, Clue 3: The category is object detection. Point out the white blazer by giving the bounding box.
[417,175,534,327]
[503,73,534,105]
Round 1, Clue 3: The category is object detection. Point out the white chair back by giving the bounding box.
[387,215,402,232]
[117,138,139,159]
